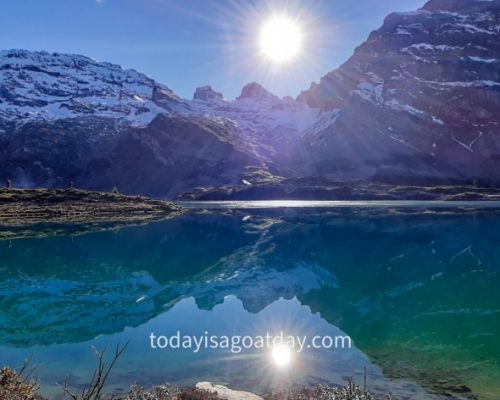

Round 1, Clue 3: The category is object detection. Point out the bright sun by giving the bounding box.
[259,16,302,63]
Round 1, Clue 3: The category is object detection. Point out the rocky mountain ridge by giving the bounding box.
[0,49,316,136]
[0,49,316,195]
[1,0,500,196]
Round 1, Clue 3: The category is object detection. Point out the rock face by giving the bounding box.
[0,50,231,196]
[0,51,278,196]
[189,83,319,176]
[193,85,223,102]
[297,0,500,185]
[237,82,279,102]
[0,112,265,196]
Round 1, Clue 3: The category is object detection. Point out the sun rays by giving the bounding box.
[158,0,337,100]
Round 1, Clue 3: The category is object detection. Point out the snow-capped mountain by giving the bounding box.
[1,0,500,195]
[0,50,315,194]
[0,49,316,136]
[189,83,319,135]
[0,49,187,130]
[298,0,500,184]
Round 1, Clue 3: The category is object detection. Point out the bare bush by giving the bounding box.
[63,342,128,400]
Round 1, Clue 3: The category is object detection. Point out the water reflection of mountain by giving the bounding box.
[0,211,338,346]
[1,209,499,396]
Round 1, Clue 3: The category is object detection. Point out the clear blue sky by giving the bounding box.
[0,0,426,100]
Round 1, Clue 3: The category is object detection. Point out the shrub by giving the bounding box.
[0,366,43,400]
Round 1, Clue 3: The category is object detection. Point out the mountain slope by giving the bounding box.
[298,0,500,184]
[0,113,269,196]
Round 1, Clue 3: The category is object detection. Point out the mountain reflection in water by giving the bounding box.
[0,205,499,399]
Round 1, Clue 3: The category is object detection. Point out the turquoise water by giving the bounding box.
[1,202,499,399]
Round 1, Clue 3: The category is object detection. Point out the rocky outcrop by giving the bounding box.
[193,85,223,102]
[237,82,279,102]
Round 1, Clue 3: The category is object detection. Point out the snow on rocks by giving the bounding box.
[187,83,320,136]
[0,49,185,128]
[0,50,321,138]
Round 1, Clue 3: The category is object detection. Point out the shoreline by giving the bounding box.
[178,181,500,202]
[0,188,182,226]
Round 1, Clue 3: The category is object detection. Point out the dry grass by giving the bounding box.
[264,383,388,400]
[0,375,386,400]
[117,386,223,400]
[117,384,384,400]
[1,349,384,400]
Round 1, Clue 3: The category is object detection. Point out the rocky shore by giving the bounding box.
[178,179,500,201]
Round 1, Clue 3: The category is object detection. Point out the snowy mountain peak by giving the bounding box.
[186,84,320,137]
[0,49,185,128]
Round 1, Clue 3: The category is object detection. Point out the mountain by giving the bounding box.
[0,50,318,195]
[0,49,185,127]
[1,0,500,196]
[297,0,500,185]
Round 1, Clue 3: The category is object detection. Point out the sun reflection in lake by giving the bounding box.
[271,344,292,368]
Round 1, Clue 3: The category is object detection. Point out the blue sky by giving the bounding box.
[0,0,426,99]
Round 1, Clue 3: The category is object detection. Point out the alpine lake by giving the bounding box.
[1,201,499,400]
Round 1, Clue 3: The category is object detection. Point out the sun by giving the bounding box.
[259,16,302,63]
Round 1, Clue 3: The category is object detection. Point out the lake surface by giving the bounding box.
[1,201,499,399]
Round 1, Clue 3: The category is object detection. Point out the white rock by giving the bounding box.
[195,382,263,400]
